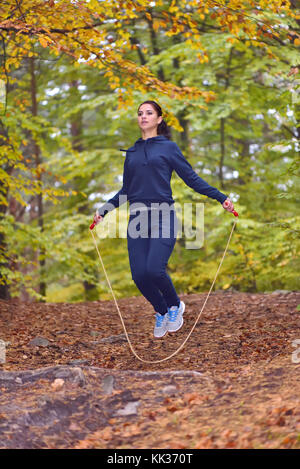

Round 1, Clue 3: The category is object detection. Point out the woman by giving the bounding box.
[92,100,235,338]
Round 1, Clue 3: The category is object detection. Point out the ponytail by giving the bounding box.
[157,118,172,140]
[138,100,172,140]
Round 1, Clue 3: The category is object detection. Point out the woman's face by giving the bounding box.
[137,104,163,133]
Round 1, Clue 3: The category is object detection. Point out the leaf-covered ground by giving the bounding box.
[0,290,299,449]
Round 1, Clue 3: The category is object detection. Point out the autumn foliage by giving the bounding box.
[0,1,299,300]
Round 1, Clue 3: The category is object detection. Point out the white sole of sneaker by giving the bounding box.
[154,330,168,339]
[168,301,185,333]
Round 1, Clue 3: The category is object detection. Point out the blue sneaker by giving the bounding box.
[154,312,168,338]
[167,301,185,333]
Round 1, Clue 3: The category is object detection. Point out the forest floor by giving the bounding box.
[0,290,300,449]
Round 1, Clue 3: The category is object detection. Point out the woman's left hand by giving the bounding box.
[222,198,234,213]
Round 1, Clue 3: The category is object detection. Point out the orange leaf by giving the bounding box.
[39,37,49,48]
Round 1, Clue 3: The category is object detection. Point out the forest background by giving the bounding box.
[0,0,299,304]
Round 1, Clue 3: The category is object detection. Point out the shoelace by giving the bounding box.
[155,313,165,326]
[168,307,178,321]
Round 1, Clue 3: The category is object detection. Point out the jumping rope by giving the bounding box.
[89,201,239,364]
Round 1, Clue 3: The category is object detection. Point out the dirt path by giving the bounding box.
[0,291,299,448]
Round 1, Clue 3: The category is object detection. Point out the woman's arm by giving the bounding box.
[97,155,129,218]
[170,143,228,204]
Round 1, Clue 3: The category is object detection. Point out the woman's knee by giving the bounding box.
[146,265,165,282]
[131,268,149,284]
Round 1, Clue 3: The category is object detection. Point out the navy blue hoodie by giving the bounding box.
[98,135,228,217]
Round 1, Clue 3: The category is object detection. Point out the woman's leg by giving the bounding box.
[127,212,168,314]
[146,210,180,309]
[146,240,180,308]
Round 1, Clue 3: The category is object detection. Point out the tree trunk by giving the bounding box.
[69,79,98,300]
[219,117,225,189]
[218,47,233,189]
[0,118,12,299]
[30,57,46,299]
[145,10,165,82]
[0,207,10,300]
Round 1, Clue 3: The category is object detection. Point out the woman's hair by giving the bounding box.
[138,100,172,140]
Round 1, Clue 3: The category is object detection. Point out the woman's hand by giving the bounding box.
[222,198,234,213]
[93,211,103,225]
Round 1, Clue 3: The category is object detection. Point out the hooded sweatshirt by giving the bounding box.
[98,135,228,217]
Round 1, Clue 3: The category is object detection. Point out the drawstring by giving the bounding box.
[89,213,238,364]
[120,139,149,165]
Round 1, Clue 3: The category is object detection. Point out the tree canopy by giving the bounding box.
[0,0,299,301]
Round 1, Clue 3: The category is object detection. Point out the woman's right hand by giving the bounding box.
[222,198,234,213]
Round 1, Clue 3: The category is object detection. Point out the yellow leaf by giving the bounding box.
[39,37,49,48]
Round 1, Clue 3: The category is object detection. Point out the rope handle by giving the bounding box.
[89,209,238,364]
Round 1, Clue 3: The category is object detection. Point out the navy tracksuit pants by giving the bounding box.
[127,208,180,315]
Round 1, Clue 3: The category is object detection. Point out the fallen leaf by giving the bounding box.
[51,378,64,391]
